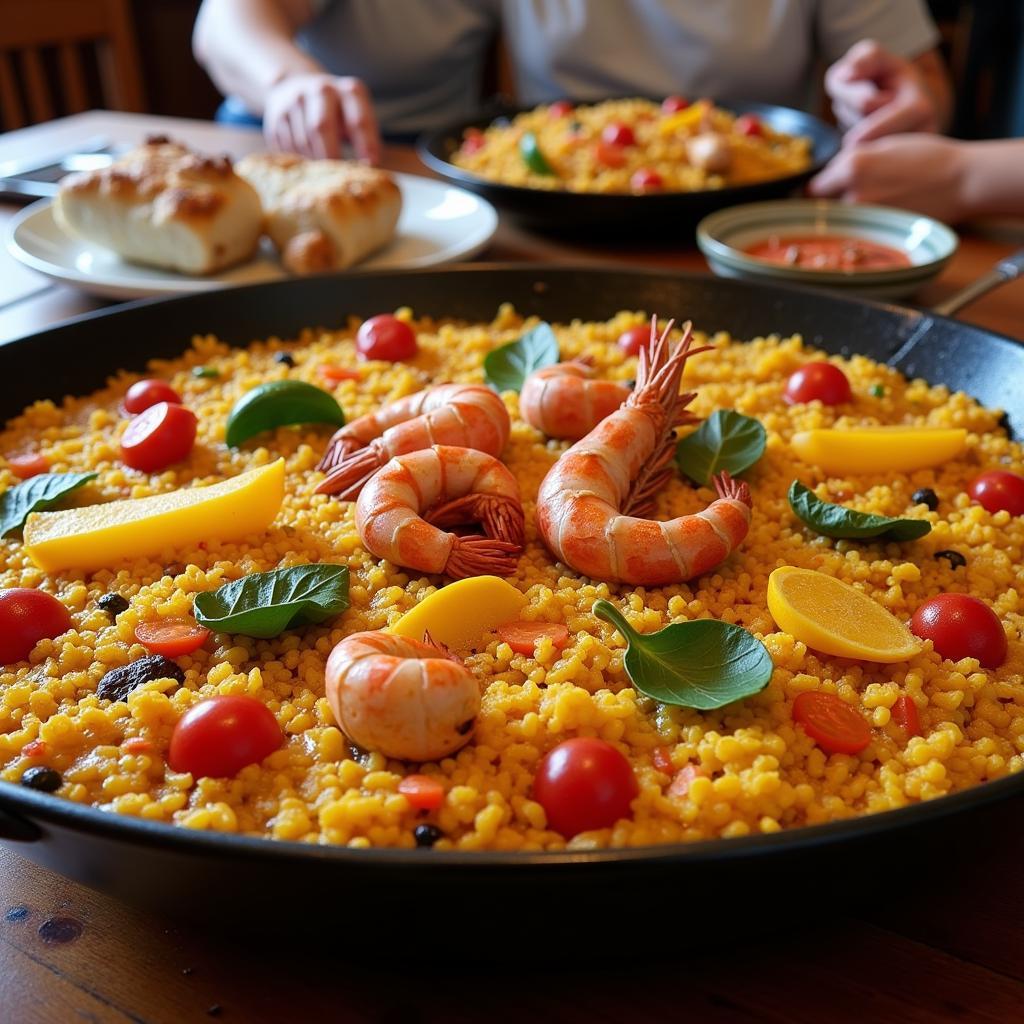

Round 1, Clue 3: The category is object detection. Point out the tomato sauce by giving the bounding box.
[745,234,911,272]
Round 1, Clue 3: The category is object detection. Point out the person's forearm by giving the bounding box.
[912,49,953,132]
[959,141,1024,218]
[193,0,321,112]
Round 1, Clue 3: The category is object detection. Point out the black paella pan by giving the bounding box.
[1,267,1022,938]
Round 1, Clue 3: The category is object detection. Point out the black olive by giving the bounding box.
[97,654,185,703]
[97,593,129,616]
[273,352,295,367]
[911,488,938,511]
[935,550,967,569]
[20,766,62,792]
[414,824,444,848]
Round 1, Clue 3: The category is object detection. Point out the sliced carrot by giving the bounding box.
[318,364,362,383]
[134,618,211,658]
[891,695,921,737]
[497,621,571,656]
[668,764,706,799]
[8,453,50,479]
[793,691,871,755]
[652,746,675,774]
[398,774,445,811]
[122,737,154,754]
[22,739,47,758]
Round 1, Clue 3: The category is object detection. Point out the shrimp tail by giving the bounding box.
[315,445,385,498]
[318,432,365,474]
[444,536,521,579]
[426,494,526,548]
[714,470,752,508]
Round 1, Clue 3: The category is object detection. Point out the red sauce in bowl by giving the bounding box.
[745,234,912,272]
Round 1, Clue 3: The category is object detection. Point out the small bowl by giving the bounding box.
[697,200,958,299]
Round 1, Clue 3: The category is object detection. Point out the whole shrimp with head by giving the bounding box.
[536,319,753,585]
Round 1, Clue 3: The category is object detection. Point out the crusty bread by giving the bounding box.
[54,137,263,275]
[235,153,401,274]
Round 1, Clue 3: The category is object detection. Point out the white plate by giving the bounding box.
[6,172,498,300]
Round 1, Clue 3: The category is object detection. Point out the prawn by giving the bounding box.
[325,630,479,761]
[520,359,632,440]
[535,318,752,585]
[316,384,510,499]
[356,444,525,580]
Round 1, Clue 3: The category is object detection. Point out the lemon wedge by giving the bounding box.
[388,575,527,651]
[790,427,966,475]
[766,566,921,663]
[23,460,285,572]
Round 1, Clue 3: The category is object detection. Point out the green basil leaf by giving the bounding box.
[484,323,560,394]
[225,380,345,448]
[519,132,555,175]
[594,599,773,710]
[193,366,220,379]
[676,410,766,486]
[788,481,932,541]
[0,472,98,538]
[193,564,349,639]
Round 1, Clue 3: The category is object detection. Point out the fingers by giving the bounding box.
[807,149,855,198]
[832,38,890,83]
[306,85,342,159]
[337,77,382,164]
[843,82,934,145]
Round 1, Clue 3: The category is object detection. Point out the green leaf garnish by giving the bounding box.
[193,366,220,379]
[483,323,559,394]
[593,599,773,710]
[225,380,345,448]
[193,564,349,639]
[676,410,766,486]
[0,472,98,538]
[519,132,555,175]
[788,481,932,541]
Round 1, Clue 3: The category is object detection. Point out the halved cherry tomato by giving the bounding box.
[968,470,1024,516]
[911,594,1007,668]
[356,315,418,362]
[318,364,362,383]
[0,588,72,664]
[123,379,182,415]
[462,128,485,154]
[735,114,763,137]
[22,739,47,758]
[497,621,570,656]
[651,746,675,773]
[398,774,445,811]
[668,763,706,798]
[168,695,282,778]
[601,123,635,147]
[617,324,651,355]
[548,100,574,118]
[594,141,626,168]
[661,95,689,115]
[122,737,154,754]
[891,695,921,737]
[630,168,664,192]
[533,737,638,838]
[120,402,197,473]
[784,362,852,405]
[134,618,211,658]
[793,691,871,755]
[7,452,49,479]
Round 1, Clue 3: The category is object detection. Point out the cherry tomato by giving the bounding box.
[0,588,72,664]
[594,141,626,168]
[120,402,197,473]
[784,362,852,406]
[356,315,418,362]
[891,695,921,737]
[661,95,689,115]
[911,594,1007,668]
[7,452,49,479]
[601,123,635,147]
[793,691,871,755]
[134,618,211,658]
[168,695,282,778]
[548,100,574,118]
[630,168,664,192]
[651,746,675,773]
[123,379,182,415]
[968,470,1024,516]
[617,324,651,355]
[496,621,570,656]
[667,764,706,798]
[735,114,763,137]
[533,737,638,838]
[462,128,485,154]
[398,774,445,811]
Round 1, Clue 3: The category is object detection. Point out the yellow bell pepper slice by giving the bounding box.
[790,427,966,475]
[388,575,527,651]
[657,100,711,136]
[23,460,285,572]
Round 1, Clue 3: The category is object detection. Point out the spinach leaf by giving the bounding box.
[225,380,345,448]
[788,481,932,541]
[0,472,98,538]
[483,323,559,394]
[676,411,766,486]
[593,599,773,710]
[193,564,349,639]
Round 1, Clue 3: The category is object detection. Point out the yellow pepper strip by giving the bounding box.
[657,101,711,136]
[790,426,967,475]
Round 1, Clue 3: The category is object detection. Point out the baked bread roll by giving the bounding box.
[54,136,263,275]
[235,153,401,274]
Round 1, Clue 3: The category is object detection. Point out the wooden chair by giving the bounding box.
[0,0,145,130]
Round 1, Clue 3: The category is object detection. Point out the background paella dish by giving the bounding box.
[0,306,1021,852]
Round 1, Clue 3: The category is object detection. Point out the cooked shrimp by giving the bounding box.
[520,359,632,440]
[356,444,525,579]
[325,630,479,761]
[536,319,753,585]
[316,384,510,499]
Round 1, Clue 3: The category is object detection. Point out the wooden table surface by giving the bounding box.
[1,112,1024,1023]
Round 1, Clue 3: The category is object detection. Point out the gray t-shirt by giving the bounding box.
[301,0,939,134]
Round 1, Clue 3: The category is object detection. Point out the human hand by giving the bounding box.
[825,39,942,145]
[264,73,381,163]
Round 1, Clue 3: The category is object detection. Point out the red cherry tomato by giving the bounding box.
[617,324,651,355]
[594,141,626,168]
[462,128,485,154]
[168,695,282,779]
[548,100,574,118]
[123,379,182,415]
[601,123,635,147]
[968,470,1024,516]
[661,95,689,114]
[630,168,664,192]
[120,402,197,473]
[793,691,871,755]
[0,588,72,664]
[891,695,921,737]
[911,594,1007,668]
[784,362,852,406]
[735,114,763,137]
[398,774,445,811]
[356,315,418,362]
[7,452,49,479]
[134,618,211,658]
[533,737,638,838]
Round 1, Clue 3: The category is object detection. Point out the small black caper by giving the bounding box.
[414,824,444,848]
[273,352,296,367]
[97,593,129,616]
[911,488,938,511]
[935,550,967,569]
[20,766,62,792]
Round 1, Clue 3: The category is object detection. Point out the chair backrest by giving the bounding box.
[0,0,145,130]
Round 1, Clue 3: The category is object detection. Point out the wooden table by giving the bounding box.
[2,112,1024,1024]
